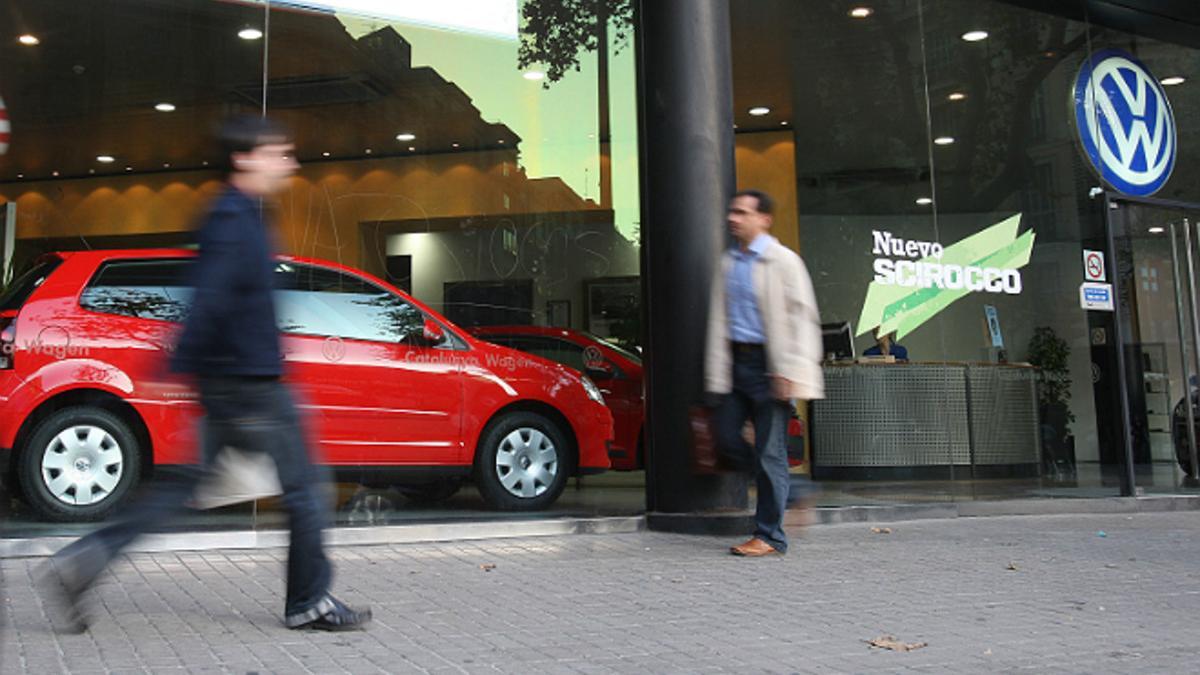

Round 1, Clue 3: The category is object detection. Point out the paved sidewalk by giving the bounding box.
[3,512,1199,674]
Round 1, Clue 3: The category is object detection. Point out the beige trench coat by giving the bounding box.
[704,235,825,400]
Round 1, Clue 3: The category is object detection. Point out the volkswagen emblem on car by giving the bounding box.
[1073,49,1177,197]
[322,336,346,362]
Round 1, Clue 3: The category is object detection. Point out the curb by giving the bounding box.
[802,495,1200,526]
[648,496,1200,534]
[0,515,647,559]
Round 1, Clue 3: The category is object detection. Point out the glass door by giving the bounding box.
[1108,198,1200,494]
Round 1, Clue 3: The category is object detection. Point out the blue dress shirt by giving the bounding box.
[726,234,769,344]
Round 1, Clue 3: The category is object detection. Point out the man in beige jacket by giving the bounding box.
[705,189,824,557]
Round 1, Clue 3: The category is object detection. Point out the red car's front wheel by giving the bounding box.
[475,412,573,510]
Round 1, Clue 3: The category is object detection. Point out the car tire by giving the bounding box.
[398,479,462,504]
[18,406,142,522]
[474,412,572,511]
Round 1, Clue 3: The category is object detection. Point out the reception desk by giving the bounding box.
[811,361,1040,480]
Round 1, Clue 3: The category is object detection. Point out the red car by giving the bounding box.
[0,250,612,521]
[470,326,645,471]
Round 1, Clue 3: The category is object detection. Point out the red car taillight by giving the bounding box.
[0,315,14,370]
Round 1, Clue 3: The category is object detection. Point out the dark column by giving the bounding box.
[637,0,749,532]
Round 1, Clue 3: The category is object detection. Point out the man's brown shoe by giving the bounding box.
[730,538,781,557]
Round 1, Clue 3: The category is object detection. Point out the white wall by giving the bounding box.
[386,219,640,329]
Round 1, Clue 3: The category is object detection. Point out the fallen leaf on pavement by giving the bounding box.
[479,563,496,572]
[866,635,927,652]
[871,527,893,534]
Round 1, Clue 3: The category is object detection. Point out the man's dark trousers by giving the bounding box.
[53,376,332,620]
[714,344,792,553]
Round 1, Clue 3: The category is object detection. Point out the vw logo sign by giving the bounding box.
[1074,49,1176,196]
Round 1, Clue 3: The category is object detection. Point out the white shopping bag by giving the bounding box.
[191,446,283,510]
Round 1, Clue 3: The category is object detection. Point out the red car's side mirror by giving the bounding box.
[422,318,446,346]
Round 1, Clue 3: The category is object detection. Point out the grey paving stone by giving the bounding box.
[6,513,1200,673]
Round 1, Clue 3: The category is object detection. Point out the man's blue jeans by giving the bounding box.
[713,347,792,553]
[52,376,332,622]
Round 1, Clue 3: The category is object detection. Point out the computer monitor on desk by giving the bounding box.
[821,322,855,361]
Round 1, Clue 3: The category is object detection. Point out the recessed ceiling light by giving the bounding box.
[364,148,372,154]
[748,106,771,116]
[17,174,23,179]
[498,139,505,144]
[408,146,416,151]
[933,136,955,145]
[1149,226,1166,234]
[961,30,989,42]
[163,163,170,168]
[916,197,933,205]
[523,70,545,81]
[948,92,967,101]
[238,28,263,40]
[155,102,176,112]
[322,152,330,157]
[452,142,460,148]
[849,7,873,19]
[89,169,95,174]
[125,166,132,171]
[395,132,416,142]
[96,155,115,163]
[781,121,789,126]
[18,34,39,46]
[52,171,59,177]
[1161,76,1186,86]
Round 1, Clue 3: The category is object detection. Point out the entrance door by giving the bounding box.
[1106,197,1200,493]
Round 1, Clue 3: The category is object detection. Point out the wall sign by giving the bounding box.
[984,305,1004,348]
[1080,282,1115,311]
[1083,249,1106,282]
[1073,49,1177,197]
[857,214,1035,341]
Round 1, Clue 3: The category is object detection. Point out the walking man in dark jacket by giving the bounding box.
[40,116,371,632]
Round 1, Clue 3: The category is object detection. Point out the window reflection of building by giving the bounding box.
[0,1,639,343]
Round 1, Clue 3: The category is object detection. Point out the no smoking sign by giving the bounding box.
[1083,249,1106,282]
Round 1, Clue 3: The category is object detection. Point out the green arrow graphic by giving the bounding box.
[856,214,1036,340]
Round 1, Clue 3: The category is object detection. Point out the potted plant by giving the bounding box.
[1028,326,1075,482]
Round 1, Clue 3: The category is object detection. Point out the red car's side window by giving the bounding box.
[79,259,193,322]
[272,262,425,345]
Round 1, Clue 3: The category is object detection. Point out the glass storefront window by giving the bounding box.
[731,0,1200,506]
[0,0,642,536]
[4,0,1200,539]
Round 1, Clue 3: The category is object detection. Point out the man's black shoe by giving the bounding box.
[287,595,372,631]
